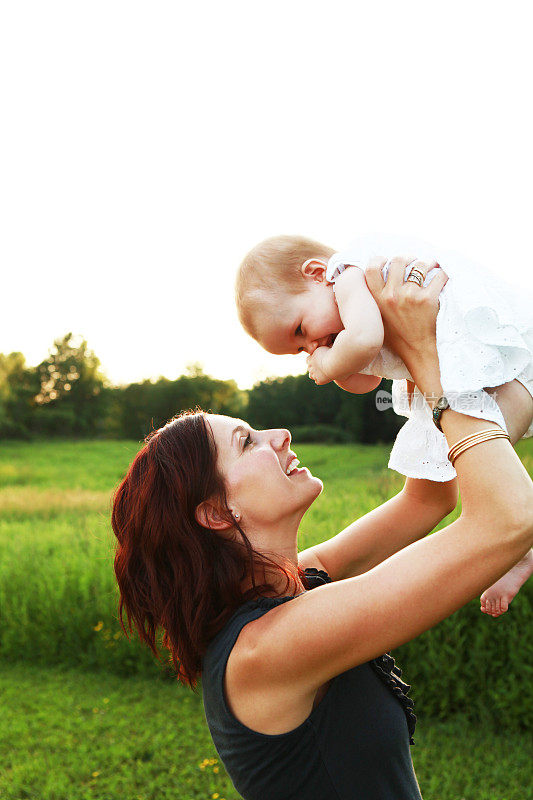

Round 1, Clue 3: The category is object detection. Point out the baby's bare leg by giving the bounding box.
[485,379,533,444]
[479,379,533,617]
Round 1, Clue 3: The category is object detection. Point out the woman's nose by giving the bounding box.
[270,428,291,450]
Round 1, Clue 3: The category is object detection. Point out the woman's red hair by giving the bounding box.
[112,410,304,688]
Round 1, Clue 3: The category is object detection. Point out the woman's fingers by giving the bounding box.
[364,257,388,298]
[405,259,439,281]
[385,256,417,292]
[365,255,448,305]
[426,266,449,297]
[365,255,415,299]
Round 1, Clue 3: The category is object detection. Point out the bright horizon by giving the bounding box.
[2,2,532,390]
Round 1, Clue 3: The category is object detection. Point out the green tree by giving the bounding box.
[247,374,402,443]
[0,352,39,438]
[33,333,108,436]
[113,367,247,441]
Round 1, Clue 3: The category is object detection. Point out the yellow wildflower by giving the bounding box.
[92,771,100,778]
[93,621,103,632]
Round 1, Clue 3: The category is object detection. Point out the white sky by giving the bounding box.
[1,2,532,389]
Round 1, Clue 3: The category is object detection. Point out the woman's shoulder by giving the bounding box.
[218,568,332,668]
[223,570,333,683]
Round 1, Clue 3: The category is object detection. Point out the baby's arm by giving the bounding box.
[334,373,383,394]
[308,267,384,384]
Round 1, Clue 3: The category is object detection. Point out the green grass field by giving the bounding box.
[1,663,531,800]
[0,438,532,799]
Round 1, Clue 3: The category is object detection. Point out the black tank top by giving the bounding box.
[201,569,421,800]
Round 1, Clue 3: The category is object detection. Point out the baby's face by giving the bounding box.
[256,279,344,355]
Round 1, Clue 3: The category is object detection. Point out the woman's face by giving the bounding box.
[206,415,323,530]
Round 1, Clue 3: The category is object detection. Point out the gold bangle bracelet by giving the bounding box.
[448,430,510,467]
[448,428,501,455]
[447,428,505,461]
[450,436,510,467]
[450,428,503,453]
[449,431,510,465]
[451,436,509,467]
[448,430,509,456]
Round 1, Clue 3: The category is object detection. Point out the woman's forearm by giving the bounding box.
[402,477,458,518]
[310,477,458,582]
[365,259,533,566]
[407,351,533,544]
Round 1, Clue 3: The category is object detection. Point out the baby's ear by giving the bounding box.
[301,258,328,282]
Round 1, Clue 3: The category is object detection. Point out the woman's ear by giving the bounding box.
[195,499,234,531]
[300,258,328,282]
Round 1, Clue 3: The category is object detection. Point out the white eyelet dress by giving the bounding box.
[326,234,533,481]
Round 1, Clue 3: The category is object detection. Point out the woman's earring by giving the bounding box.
[233,512,240,521]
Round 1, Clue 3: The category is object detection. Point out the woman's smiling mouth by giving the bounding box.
[286,457,300,475]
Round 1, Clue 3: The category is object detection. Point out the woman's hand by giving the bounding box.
[365,256,448,393]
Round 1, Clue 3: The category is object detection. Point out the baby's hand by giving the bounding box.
[307,347,332,385]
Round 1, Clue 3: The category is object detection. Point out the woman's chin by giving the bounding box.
[305,476,324,503]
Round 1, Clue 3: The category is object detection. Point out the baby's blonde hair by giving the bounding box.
[235,234,335,340]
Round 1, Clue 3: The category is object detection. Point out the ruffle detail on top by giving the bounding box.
[370,652,417,745]
[247,595,294,611]
[245,569,332,610]
[303,567,333,590]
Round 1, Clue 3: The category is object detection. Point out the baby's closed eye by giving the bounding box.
[295,323,305,353]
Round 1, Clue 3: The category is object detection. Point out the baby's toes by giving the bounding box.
[493,597,511,617]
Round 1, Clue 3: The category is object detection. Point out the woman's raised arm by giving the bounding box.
[299,474,458,580]
[245,258,533,698]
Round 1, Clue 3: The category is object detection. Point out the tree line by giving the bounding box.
[0,334,402,443]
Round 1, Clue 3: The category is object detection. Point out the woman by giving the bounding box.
[112,258,533,799]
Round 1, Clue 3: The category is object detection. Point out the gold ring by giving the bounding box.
[406,273,424,287]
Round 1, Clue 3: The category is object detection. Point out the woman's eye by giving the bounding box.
[243,433,252,449]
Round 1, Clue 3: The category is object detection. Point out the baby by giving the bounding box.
[235,233,533,616]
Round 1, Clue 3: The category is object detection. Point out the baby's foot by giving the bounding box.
[480,549,533,617]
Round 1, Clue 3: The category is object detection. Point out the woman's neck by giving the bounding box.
[240,548,305,599]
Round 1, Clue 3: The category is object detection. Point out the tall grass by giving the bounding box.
[0,439,531,729]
